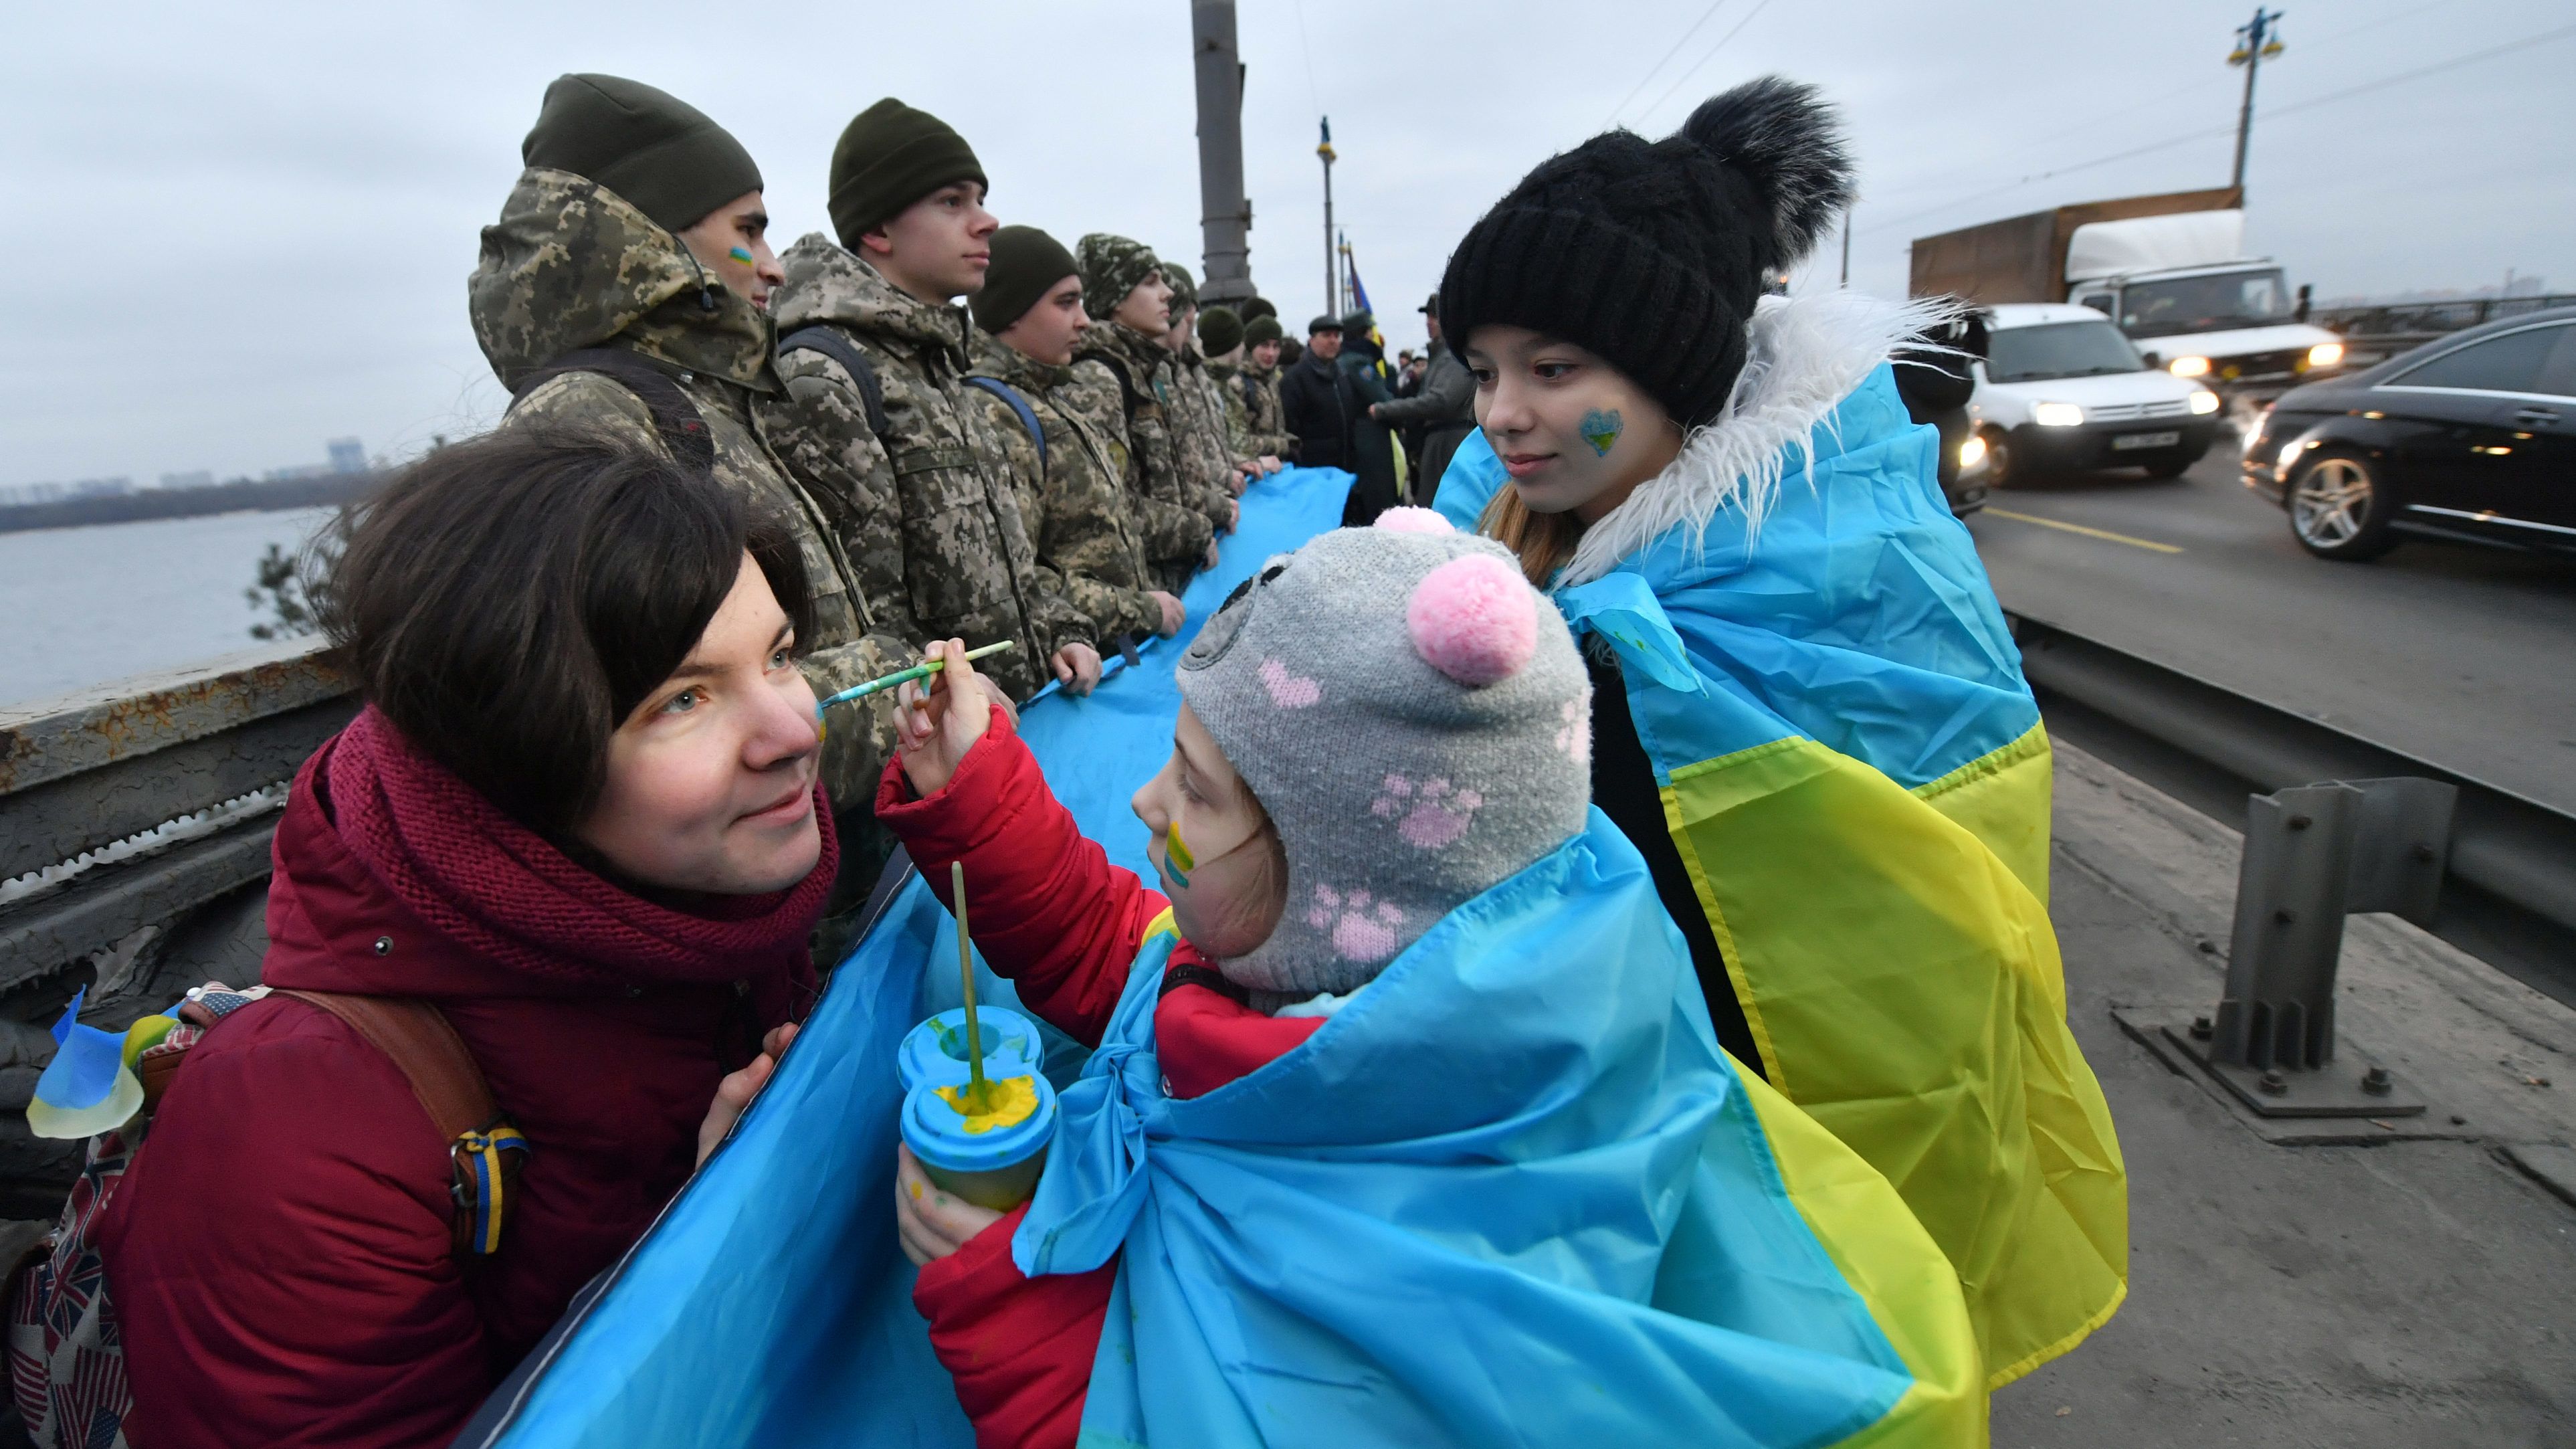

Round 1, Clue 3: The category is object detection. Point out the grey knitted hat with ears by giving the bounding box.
[1175,508,1593,1003]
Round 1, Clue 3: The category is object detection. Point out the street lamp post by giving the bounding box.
[2228,7,2286,197]
[1318,118,1337,319]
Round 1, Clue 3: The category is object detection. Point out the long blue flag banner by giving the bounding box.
[468,466,1359,1448]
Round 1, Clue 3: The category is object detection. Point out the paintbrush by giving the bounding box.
[813,640,1015,717]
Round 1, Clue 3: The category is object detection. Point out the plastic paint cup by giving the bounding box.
[896,1006,1044,1094]
[899,1072,1058,1212]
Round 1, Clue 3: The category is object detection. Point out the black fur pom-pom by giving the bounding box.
[1678,76,1855,266]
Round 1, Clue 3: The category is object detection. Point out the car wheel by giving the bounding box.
[2143,456,2193,480]
[1982,429,2017,490]
[2287,450,2397,561]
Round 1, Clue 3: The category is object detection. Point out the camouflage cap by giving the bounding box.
[1076,233,1163,322]
[1159,262,1198,312]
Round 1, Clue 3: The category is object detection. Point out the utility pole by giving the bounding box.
[2228,7,2286,197]
[1318,118,1337,321]
[1190,1,1254,304]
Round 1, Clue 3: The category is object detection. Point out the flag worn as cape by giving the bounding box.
[1017,812,1981,1448]
[1447,291,2127,1388]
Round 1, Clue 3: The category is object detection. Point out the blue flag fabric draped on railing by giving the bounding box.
[475,466,1358,1448]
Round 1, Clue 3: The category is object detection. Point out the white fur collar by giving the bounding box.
[1560,290,1957,587]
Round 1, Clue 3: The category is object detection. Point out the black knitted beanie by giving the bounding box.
[829,98,987,248]
[521,74,763,232]
[972,225,1079,334]
[1438,76,1854,429]
[1198,305,1244,357]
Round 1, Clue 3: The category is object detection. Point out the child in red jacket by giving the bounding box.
[879,509,1592,1448]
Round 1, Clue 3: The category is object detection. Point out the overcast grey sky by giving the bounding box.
[4,0,2569,491]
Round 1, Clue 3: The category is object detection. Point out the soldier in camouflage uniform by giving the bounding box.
[468,74,906,858]
[1156,263,1254,506]
[1235,312,1300,464]
[759,99,1099,705]
[965,225,1186,653]
[1198,305,1296,467]
[1064,233,1229,593]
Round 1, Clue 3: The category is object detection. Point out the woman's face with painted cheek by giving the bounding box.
[1464,324,1682,524]
[1131,704,1284,957]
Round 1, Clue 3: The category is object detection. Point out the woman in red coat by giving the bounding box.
[96,428,860,1447]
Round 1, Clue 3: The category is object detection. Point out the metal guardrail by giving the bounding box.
[2011,615,2576,963]
[2312,294,2576,338]
[0,640,351,1002]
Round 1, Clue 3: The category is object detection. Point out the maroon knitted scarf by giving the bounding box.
[323,704,836,988]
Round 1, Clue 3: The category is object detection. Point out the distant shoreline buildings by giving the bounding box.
[0,438,382,535]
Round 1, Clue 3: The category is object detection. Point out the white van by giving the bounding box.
[1970,303,2225,487]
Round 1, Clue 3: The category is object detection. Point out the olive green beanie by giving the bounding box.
[829,98,987,248]
[1076,234,1162,322]
[1244,313,1284,347]
[1161,262,1199,314]
[972,225,1080,334]
[1198,305,1245,357]
[521,74,763,233]
[1240,296,1280,322]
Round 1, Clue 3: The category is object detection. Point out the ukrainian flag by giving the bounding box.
[1457,358,2127,1388]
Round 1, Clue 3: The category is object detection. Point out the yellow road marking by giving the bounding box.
[1985,508,2183,555]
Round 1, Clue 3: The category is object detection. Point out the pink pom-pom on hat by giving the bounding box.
[1407,553,1537,686]
[1373,506,1455,537]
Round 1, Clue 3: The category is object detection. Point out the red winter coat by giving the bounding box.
[876,706,1323,1449]
[98,708,830,1449]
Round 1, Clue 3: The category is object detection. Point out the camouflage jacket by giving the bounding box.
[759,237,1092,703]
[468,167,902,809]
[1064,320,1216,584]
[965,336,1166,646]
[1164,348,1240,509]
[1208,359,1296,460]
[1235,357,1298,461]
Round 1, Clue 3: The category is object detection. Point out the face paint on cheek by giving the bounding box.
[1580,407,1624,458]
[728,246,755,265]
[1162,824,1197,889]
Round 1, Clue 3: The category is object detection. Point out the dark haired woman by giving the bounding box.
[98,429,837,1448]
[1435,77,2126,1389]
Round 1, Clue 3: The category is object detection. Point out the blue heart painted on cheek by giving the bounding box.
[1579,407,1624,457]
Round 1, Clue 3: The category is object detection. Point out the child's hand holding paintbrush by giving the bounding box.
[892,639,1000,797]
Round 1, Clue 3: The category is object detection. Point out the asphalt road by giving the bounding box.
[1966,445,2576,815]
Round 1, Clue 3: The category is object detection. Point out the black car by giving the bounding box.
[2244,304,2576,560]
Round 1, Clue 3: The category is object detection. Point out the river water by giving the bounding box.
[0,507,340,709]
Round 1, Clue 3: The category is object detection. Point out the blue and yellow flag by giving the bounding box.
[466,462,1990,1446]
[1544,365,2125,1388]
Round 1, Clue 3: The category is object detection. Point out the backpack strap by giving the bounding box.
[275,991,528,1258]
[963,375,1047,472]
[511,348,715,475]
[778,326,892,437]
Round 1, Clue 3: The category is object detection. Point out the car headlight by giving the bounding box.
[2307,341,2345,369]
[2168,355,2213,378]
[1958,434,1988,470]
[2187,389,2221,415]
[2032,401,2085,427]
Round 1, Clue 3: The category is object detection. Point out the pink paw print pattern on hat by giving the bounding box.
[1258,657,1322,708]
[1306,884,1405,961]
[1371,773,1484,850]
[1556,694,1592,765]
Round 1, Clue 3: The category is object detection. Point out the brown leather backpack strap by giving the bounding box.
[276,990,522,1258]
[276,991,496,1143]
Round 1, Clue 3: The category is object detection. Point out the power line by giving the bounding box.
[1632,0,1779,128]
[1291,0,1322,116]
[1857,17,2576,239]
[1860,0,2462,206]
[1604,0,1732,128]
